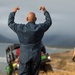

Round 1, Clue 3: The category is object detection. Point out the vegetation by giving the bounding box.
[39,71,75,75]
[39,50,75,75]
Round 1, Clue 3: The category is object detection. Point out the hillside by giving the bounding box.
[43,34,75,48]
[0,34,13,43]
[39,50,75,75]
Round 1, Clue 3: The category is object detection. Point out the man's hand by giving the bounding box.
[13,6,20,12]
[40,6,46,12]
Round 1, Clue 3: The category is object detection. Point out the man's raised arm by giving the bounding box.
[39,6,52,32]
[8,6,21,32]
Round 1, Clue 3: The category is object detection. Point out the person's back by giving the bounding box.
[17,22,44,44]
[8,6,52,75]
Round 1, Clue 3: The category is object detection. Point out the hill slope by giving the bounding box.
[0,34,13,43]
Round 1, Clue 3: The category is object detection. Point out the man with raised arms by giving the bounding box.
[8,6,52,75]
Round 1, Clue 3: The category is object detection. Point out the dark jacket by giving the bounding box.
[8,11,52,63]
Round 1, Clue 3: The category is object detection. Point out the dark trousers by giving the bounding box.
[18,55,41,75]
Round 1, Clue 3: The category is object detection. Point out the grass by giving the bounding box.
[39,71,75,75]
[39,50,75,75]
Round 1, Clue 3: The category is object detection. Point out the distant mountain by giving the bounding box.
[0,34,13,43]
[43,34,75,48]
[0,34,75,48]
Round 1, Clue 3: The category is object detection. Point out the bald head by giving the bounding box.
[26,12,37,22]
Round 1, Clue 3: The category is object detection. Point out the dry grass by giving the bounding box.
[39,71,75,75]
[39,50,75,75]
[50,50,75,71]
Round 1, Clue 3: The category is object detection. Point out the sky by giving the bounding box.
[0,0,75,47]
